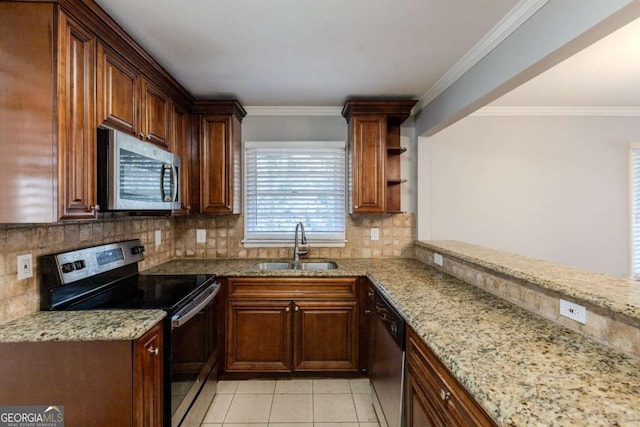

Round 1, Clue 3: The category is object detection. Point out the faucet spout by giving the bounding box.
[293,222,309,261]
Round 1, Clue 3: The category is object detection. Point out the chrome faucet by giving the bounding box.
[293,222,310,261]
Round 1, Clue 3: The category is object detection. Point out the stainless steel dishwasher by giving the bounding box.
[369,286,406,427]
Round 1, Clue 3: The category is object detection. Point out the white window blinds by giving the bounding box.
[631,144,640,279]
[244,141,346,244]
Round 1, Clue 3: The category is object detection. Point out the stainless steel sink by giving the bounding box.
[250,261,338,270]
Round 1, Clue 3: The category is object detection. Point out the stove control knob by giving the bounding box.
[61,262,75,273]
[131,246,145,255]
[73,260,86,270]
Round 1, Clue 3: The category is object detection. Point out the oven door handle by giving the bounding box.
[171,282,220,329]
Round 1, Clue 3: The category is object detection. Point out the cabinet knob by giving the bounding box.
[137,132,145,139]
[365,309,371,314]
[146,134,152,141]
[285,306,290,312]
[439,389,451,401]
[91,204,100,212]
[368,289,374,297]
[295,305,299,312]
[148,347,159,356]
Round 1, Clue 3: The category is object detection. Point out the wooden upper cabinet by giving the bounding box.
[97,43,171,149]
[350,115,386,213]
[171,104,192,214]
[97,42,139,134]
[342,100,416,214]
[139,78,171,148]
[194,100,246,214]
[57,11,98,220]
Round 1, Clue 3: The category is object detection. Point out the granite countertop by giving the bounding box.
[145,257,640,426]
[0,310,166,342]
[417,240,640,322]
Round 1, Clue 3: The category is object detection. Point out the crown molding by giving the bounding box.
[472,106,640,116]
[244,106,343,116]
[412,0,549,115]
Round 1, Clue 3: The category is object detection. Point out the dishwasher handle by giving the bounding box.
[373,291,406,350]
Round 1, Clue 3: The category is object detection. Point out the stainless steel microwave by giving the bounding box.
[97,127,181,211]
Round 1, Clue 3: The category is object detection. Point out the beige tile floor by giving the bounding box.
[200,378,381,427]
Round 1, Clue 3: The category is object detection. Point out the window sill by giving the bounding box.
[242,239,347,248]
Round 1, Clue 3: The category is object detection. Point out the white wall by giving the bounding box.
[418,114,640,277]
[243,114,417,213]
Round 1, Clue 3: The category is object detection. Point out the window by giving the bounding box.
[631,143,640,279]
[244,141,346,246]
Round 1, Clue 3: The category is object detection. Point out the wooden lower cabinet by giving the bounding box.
[225,277,359,373]
[405,327,495,427]
[0,322,163,427]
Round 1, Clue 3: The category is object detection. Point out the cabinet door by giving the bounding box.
[350,115,386,213]
[171,104,192,214]
[226,300,292,371]
[293,300,359,371]
[406,366,448,427]
[140,78,171,148]
[96,42,139,134]
[200,115,235,213]
[57,12,97,220]
[134,323,163,427]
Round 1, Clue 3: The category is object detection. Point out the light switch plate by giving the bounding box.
[434,253,444,266]
[17,254,33,280]
[370,228,380,241]
[560,299,586,324]
[196,229,206,243]
[155,229,161,247]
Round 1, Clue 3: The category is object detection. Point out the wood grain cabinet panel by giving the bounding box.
[226,300,293,372]
[0,322,163,427]
[170,103,192,214]
[57,11,98,220]
[97,43,171,149]
[225,277,359,374]
[342,100,416,214]
[134,323,164,427]
[294,300,358,371]
[97,42,139,134]
[405,327,496,427]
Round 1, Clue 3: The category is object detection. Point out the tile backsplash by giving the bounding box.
[173,213,415,260]
[0,215,174,323]
[0,213,414,323]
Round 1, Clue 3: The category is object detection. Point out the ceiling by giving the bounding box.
[94,0,518,106]
[490,16,640,107]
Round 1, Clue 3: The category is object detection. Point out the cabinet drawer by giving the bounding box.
[406,328,496,427]
[227,277,357,299]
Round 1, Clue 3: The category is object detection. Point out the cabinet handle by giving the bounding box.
[368,289,374,297]
[365,309,372,314]
[91,204,100,212]
[439,389,451,401]
[295,305,299,312]
[146,134,152,141]
[137,132,145,139]
[148,347,159,356]
[285,306,290,312]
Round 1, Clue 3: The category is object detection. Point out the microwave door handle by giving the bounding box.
[160,163,171,202]
[171,164,178,202]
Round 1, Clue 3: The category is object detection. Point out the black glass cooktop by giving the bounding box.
[58,274,216,313]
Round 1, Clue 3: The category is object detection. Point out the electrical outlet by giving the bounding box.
[196,229,206,243]
[155,229,161,247]
[560,299,586,324]
[434,253,444,266]
[17,254,33,280]
[370,228,379,241]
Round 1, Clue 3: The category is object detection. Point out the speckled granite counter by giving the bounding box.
[418,240,640,322]
[0,310,166,342]
[145,258,640,426]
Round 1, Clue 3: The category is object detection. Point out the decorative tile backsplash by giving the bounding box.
[415,243,640,358]
[0,213,415,323]
[0,215,174,323]
[173,213,415,260]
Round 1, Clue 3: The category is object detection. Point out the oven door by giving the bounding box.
[170,284,219,427]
